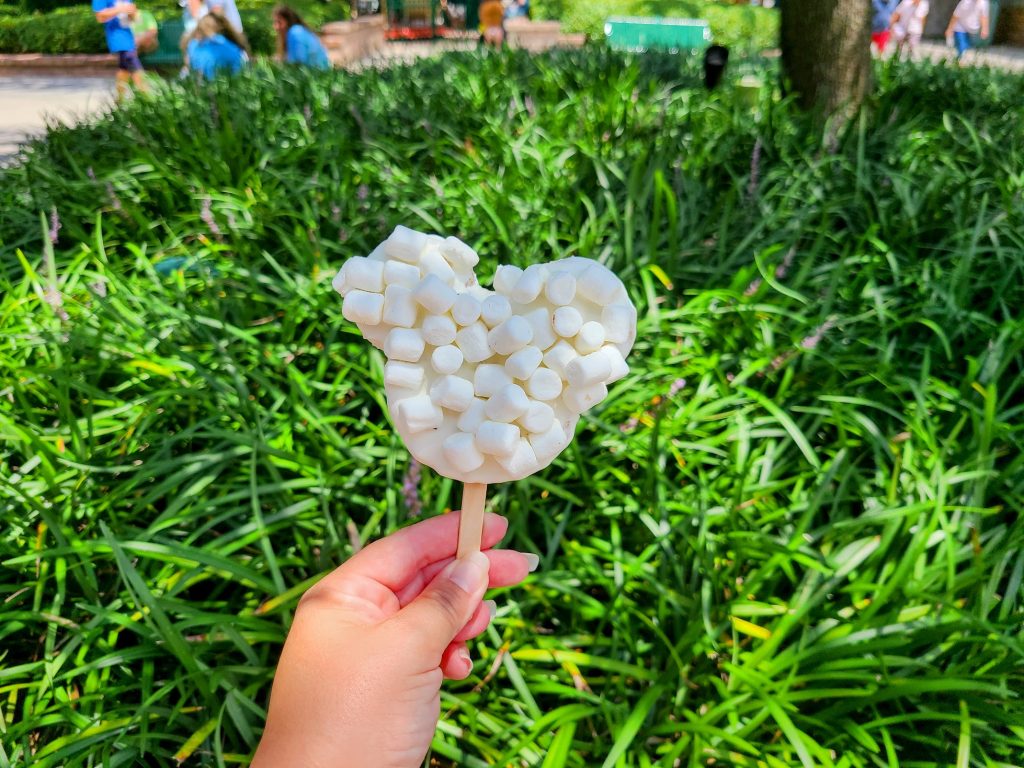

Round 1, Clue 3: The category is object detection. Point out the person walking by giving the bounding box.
[479,0,504,47]
[871,0,900,54]
[890,0,930,59]
[92,0,148,100]
[272,5,330,69]
[946,0,990,60]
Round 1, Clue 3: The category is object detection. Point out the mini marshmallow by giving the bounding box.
[488,316,533,356]
[413,274,457,314]
[563,381,609,414]
[423,314,457,346]
[431,345,464,375]
[384,259,421,289]
[526,368,563,400]
[442,431,485,474]
[382,284,418,328]
[505,346,542,380]
[457,398,487,433]
[511,265,545,304]
[577,263,621,306]
[384,225,428,263]
[523,307,556,351]
[497,438,538,477]
[343,290,384,325]
[601,345,630,383]
[342,256,384,293]
[485,384,530,422]
[543,341,578,379]
[529,419,568,460]
[520,400,554,434]
[481,295,512,328]
[553,306,583,338]
[544,271,576,305]
[493,264,523,294]
[575,321,606,354]
[565,349,613,388]
[332,268,349,296]
[451,294,482,326]
[430,375,475,412]
[601,303,636,345]
[474,364,513,397]
[384,361,425,390]
[476,420,520,457]
[420,249,456,284]
[455,322,492,363]
[399,394,443,433]
[441,236,479,269]
[384,328,425,363]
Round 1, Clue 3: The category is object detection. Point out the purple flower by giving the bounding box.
[800,319,836,350]
[402,459,422,518]
[507,97,516,120]
[775,247,795,279]
[743,277,762,297]
[331,205,342,223]
[619,416,640,433]
[357,184,369,201]
[86,167,96,181]
[748,137,762,199]
[668,378,686,398]
[524,94,536,118]
[201,197,221,237]
[48,207,61,244]
[338,228,349,242]
[89,280,107,298]
[304,104,312,122]
[105,182,122,212]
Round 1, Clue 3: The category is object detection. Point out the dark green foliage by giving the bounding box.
[1,50,1022,766]
[0,6,105,54]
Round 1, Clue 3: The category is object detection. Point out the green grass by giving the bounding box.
[1,49,1023,767]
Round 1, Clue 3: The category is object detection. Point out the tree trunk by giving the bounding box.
[780,0,872,117]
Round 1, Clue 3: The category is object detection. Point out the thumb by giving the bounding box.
[393,551,490,656]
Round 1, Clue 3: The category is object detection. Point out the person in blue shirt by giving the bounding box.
[183,11,249,79]
[871,0,900,53]
[92,0,148,99]
[272,5,330,69]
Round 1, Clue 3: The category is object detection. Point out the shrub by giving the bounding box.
[0,6,105,53]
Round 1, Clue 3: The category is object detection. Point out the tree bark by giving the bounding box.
[780,0,872,117]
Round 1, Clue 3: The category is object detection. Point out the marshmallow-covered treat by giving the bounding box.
[333,226,637,484]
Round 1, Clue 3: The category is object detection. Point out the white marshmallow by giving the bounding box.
[565,349,613,388]
[430,375,475,412]
[384,361,424,390]
[413,274,457,314]
[519,400,554,434]
[523,307,556,351]
[485,384,530,422]
[474,364,513,397]
[601,303,636,344]
[575,321,606,354]
[457,398,488,433]
[382,284,418,328]
[441,236,479,269]
[342,256,384,293]
[384,225,428,263]
[577,263,621,306]
[511,265,545,304]
[526,368,563,400]
[431,345,464,375]
[455,322,492,363]
[399,394,443,433]
[451,294,482,326]
[343,291,384,325]
[332,268,349,296]
[493,264,523,294]
[544,271,576,305]
[481,295,512,328]
[505,346,542,380]
[420,249,456,284]
[383,328,425,363]
[476,421,520,457]
[529,420,567,460]
[563,381,608,414]
[488,316,533,356]
[601,345,630,383]
[497,438,538,477]
[423,314,457,346]
[442,432,485,474]
[384,259,421,289]
[553,306,583,338]
[543,341,578,378]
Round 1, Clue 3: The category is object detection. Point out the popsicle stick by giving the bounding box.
[456,482,488,559]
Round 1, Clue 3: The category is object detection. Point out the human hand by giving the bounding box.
[251,511,536,768]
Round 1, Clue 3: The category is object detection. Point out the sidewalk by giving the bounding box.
[915,41,1024,71]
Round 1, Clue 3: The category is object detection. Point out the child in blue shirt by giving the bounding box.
[272,5,330,69]
[184,12,249,79]
[92,0,148,99]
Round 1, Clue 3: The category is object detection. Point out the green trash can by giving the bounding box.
[604,16,711,53]
[140,18,186,68]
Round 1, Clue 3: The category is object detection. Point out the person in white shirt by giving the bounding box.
[946,0,990,59]
[890,0,930,58]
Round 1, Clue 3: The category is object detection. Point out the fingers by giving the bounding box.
[394,549,536,607]
[452,599,495,643]
[441,642,472,679]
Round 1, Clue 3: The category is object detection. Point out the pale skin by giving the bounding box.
[945,5,989,48]
[94,3,147,98]
[251,511,536,768]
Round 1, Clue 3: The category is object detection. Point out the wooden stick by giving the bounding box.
[456,482,488,559]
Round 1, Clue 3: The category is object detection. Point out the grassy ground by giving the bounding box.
[1,49,1023,767]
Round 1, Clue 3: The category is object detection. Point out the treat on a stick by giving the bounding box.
[333,226,637,556]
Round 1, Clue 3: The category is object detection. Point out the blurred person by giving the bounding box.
[93,0,148,99]
[890,0,929,58]
[183,11,249,79]
[505,0,529,19]
[871,0,900,54]
[946,0,990,59]
[273,5,331,68]
[479,0,505,47]
[184,0,243,36]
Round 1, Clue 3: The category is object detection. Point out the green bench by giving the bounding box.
[141,19,186,68]
[604,16,711,53]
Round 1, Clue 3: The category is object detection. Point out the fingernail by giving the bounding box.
[457,646,472,672]
[484,599,497,619]
[523,552,540,573]
[449,550,490,594]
